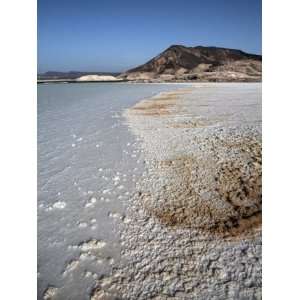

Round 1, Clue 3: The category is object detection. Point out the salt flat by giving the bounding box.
[38,83,261,300]
[92,83,261,299]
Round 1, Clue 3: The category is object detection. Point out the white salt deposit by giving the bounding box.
[79,239,107,252]
[43,287,58,300]
[76,75,120,81]
[78,222,88,228]
[52,201,66,209]
[108,212,122,219]
[62,260,79,276]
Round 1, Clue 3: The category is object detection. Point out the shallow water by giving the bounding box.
[37,83,181,299]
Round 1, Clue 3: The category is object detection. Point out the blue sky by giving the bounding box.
[38,0,261,73]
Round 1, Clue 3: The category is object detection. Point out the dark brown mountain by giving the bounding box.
[120,45,262,82]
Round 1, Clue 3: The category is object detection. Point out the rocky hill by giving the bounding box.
[120,45,262,82]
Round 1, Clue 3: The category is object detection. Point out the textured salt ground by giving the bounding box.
[91,83,261,300]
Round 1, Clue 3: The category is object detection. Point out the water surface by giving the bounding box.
[38,83,180,299]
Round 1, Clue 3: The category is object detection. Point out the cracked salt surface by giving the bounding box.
[91,83,262,300]
[38,83,182,300]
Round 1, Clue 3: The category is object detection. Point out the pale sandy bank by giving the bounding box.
[76,75,121,81]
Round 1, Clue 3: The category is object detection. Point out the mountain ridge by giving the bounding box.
[38,71,121,80]
[120,45,262,82]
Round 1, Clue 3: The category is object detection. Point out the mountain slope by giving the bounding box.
[120,45,262,82]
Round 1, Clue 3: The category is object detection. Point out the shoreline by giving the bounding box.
[37,79,127,84]
[37,79,262,85]
[92,83,262,299]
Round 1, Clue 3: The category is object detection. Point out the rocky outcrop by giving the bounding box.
[120,45,262,82]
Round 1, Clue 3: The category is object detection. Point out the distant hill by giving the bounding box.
[38,71,121,80]
[120,45,262,82]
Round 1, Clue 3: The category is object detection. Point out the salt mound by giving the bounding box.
[52,201,66,209]
[76,75,119,81]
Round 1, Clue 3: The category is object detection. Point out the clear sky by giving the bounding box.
[38,0,261,73]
